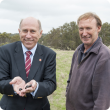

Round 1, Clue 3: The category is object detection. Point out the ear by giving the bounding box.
[39,30,43,38]
[97,26,101,33]
[18,29,21,34]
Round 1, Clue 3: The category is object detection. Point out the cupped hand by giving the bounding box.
[9,76,26,97]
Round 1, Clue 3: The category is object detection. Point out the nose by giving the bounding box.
[26,32,31,38]
[82,29,87,36]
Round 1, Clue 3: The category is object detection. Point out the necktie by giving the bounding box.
[25,51,32,78]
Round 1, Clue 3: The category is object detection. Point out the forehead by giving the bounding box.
[21,18,39,30]
[78,18,97,27]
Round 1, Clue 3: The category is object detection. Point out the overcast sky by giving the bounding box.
[0,0,110,34]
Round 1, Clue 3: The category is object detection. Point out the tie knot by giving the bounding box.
[26,51,32,57]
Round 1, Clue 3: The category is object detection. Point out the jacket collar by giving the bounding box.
[77,37,102,55]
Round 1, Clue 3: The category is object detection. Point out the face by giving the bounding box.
[78,18,101,49]
[18,18,42,50]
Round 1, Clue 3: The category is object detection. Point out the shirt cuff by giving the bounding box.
[12,84,17,95]
[30,82,39,97]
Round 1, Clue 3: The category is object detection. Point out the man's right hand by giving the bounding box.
[9,76,26,97]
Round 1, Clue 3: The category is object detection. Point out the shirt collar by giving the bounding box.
[22,43,37,56]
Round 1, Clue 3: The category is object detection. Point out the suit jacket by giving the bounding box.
[0,41,56,110]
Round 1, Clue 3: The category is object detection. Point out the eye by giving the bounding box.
[22,30,27,33]
[79,28,83,31]
[31,30,36,33]
[87,27,91,30]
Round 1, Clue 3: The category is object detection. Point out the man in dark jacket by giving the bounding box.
[0,17,56,110]
[66,12,110,110]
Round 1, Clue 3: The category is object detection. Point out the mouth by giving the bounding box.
[24,39,33,43]
[81,36,91,41]
[82,36,91,38]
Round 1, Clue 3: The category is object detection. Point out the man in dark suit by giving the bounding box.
[0,17,56,110]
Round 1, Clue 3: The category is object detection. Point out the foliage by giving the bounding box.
[99,22,110,46]
[10,34,20,43]
[39,22,81,50]
[0,32,20,46]
[0,32,11,44]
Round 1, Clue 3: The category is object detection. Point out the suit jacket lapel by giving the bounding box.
[14,42,27,81]
[28,44,43,81]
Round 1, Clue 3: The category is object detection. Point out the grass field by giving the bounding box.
[48,49,74,110]
[0,49,74,110]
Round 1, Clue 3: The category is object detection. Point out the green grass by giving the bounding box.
[0,94,2,99]
[48,49,74,110]
[0,49,74,110]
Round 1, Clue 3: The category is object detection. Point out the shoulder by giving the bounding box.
[73,44,82,55]
[0,42,21,61]
[0,41,21,58]
[99,43,110,56]
[98,43,110,62]
[95,37,110,59]
[0,41,20,51]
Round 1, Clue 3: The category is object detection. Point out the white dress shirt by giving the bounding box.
[21,43,39,97]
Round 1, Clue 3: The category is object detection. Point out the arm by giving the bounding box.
[0,47,33,97]
[66,52,76,95]
[92,59,110,110]
[34,52,56,99]
[0,47,14,95]
[66,66,72,94]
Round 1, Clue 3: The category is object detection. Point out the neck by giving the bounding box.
[84,44,92,53]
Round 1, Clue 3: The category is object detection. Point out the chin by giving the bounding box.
[83,41,91,45]
[26,47,32,50]
[25,45,33,50]
[82,39,91,43]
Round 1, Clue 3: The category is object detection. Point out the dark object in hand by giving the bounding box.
[25,84,32,89]
[19,88,22,91]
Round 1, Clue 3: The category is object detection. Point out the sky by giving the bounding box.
[0,0,110,34]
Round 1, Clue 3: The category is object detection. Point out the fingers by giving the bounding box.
[9,77,18,85]
[27,80,37,91]
[9,76,26,96]
[9,76,23,85]
[19,84,32,91]
[21,80,37,93]
[15,84,26,97]
[25,84,32,89]
[19,91,26,97]
[10,78,37,96]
